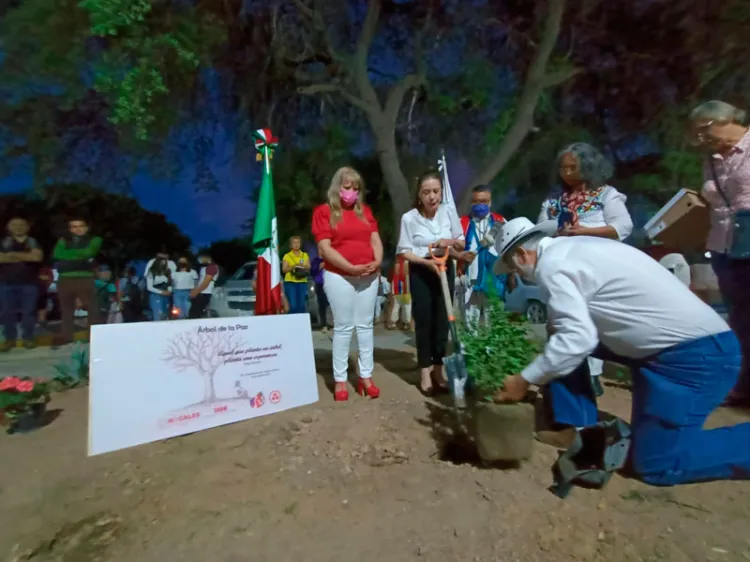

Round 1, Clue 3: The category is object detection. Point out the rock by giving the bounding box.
[474,402,535,462]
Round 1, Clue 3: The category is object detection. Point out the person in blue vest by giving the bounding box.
[457,185,506,327]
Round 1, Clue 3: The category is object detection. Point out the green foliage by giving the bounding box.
[52,344,90,390]
[79,0,225,141]
[459,298,539,400]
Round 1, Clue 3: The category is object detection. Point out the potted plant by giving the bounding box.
[0,376,51,434]
[460,298,540,462]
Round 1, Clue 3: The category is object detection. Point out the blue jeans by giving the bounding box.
[284,282,308,315]
[548,331,750,485]
[0,284,38,342]
[172,290,191,319]
[711,253,750,397]
[149,293,170,321]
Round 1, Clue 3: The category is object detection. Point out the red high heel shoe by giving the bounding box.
[334,385,349,402]
[357,378,380,399]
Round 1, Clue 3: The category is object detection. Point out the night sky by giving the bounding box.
[0,152,255,249]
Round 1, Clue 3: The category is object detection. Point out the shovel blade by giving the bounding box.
[444,353,469,408]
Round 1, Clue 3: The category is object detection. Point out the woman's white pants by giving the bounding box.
[323,271,379,382]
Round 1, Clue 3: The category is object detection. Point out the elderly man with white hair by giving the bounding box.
[492,217,750,486]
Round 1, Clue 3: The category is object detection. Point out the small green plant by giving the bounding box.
[0,376,51,422]
[52,343,90,390]
[459,297,539,400]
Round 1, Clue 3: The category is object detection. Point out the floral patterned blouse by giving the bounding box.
[537,185,633,241]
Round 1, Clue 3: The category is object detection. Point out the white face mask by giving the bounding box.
[512,253,536,283]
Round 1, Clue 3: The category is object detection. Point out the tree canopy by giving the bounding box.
[1,0,749,237]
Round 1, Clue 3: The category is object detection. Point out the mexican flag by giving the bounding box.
[252,128,283,315]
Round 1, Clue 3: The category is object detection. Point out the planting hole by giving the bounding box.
[439,438,482,466]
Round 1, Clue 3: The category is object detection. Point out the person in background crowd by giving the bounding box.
[493,217,750,485]
[37,264,53,329]
[457,185,506,327]
[281,236,311,315]
[374,268,390,323]
[119,266,144,323]
[387,254,412,331]
[94,265,120,323]
[397,170,465,395]
[0,217,43,351]
[145,249,176,277]
[310,255,330,331]
[312,166,383,401]
[53,217,102,345]
[172,257,198,319]
[688,100,750,408]
[146,252,173,321]
[189,250,219,319]
[537,142,634,402]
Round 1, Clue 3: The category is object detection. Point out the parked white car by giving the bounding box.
[208,261,320,322]
[208,262,257,318]
[503,273,548,324]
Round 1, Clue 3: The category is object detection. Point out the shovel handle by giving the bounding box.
[428,244,450,269]
[428,244,456,323]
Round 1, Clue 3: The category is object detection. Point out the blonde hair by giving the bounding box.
[690,100,747,125]
[327,166,366,227]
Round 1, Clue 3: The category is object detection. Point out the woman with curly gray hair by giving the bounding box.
[538,142,633,240]
[532,142,634,447]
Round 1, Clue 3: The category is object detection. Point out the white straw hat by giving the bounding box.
[492,218,557,275]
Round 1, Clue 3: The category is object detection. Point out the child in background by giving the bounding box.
[374,269,391,324]
[310,256,330,331]
[387,255,412,331]
[94,265,120,323]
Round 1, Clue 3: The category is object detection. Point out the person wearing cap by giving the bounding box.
[491,217,750,486]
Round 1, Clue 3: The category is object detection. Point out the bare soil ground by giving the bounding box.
[3,347,750,562]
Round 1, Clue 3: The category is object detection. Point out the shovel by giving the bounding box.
[429,245,469,409]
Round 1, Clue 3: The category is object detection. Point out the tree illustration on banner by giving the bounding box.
[252,128,283,315]
[162,331,244,404]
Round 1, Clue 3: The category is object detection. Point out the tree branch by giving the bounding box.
[351,0,382,108]
[297,83,374,113]
[461,0,571,212]
[384,73,425,127]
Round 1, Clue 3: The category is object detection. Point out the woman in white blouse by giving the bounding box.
[536,142,633,436]
[171,256,199,319]
[397,170,465,394]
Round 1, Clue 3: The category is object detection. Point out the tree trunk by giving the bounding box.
[203,372,217,403]
[373,124,412,228]
[459,0,571,214]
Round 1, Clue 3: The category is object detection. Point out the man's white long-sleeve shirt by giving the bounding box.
[521,237,730,386]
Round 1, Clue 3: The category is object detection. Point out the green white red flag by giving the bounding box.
[252,128,283,315]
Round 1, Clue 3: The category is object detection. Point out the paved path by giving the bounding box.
[1,323,548,381]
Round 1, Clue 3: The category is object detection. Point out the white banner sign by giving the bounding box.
[88,314,319,456]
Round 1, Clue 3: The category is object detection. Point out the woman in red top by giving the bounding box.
[312,166,383,401]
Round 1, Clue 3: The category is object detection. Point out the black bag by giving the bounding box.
[125,278,143,309]
[549,419,632,499]
[709,159,750,259]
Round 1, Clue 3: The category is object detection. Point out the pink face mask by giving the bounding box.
[340,188,359,207]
